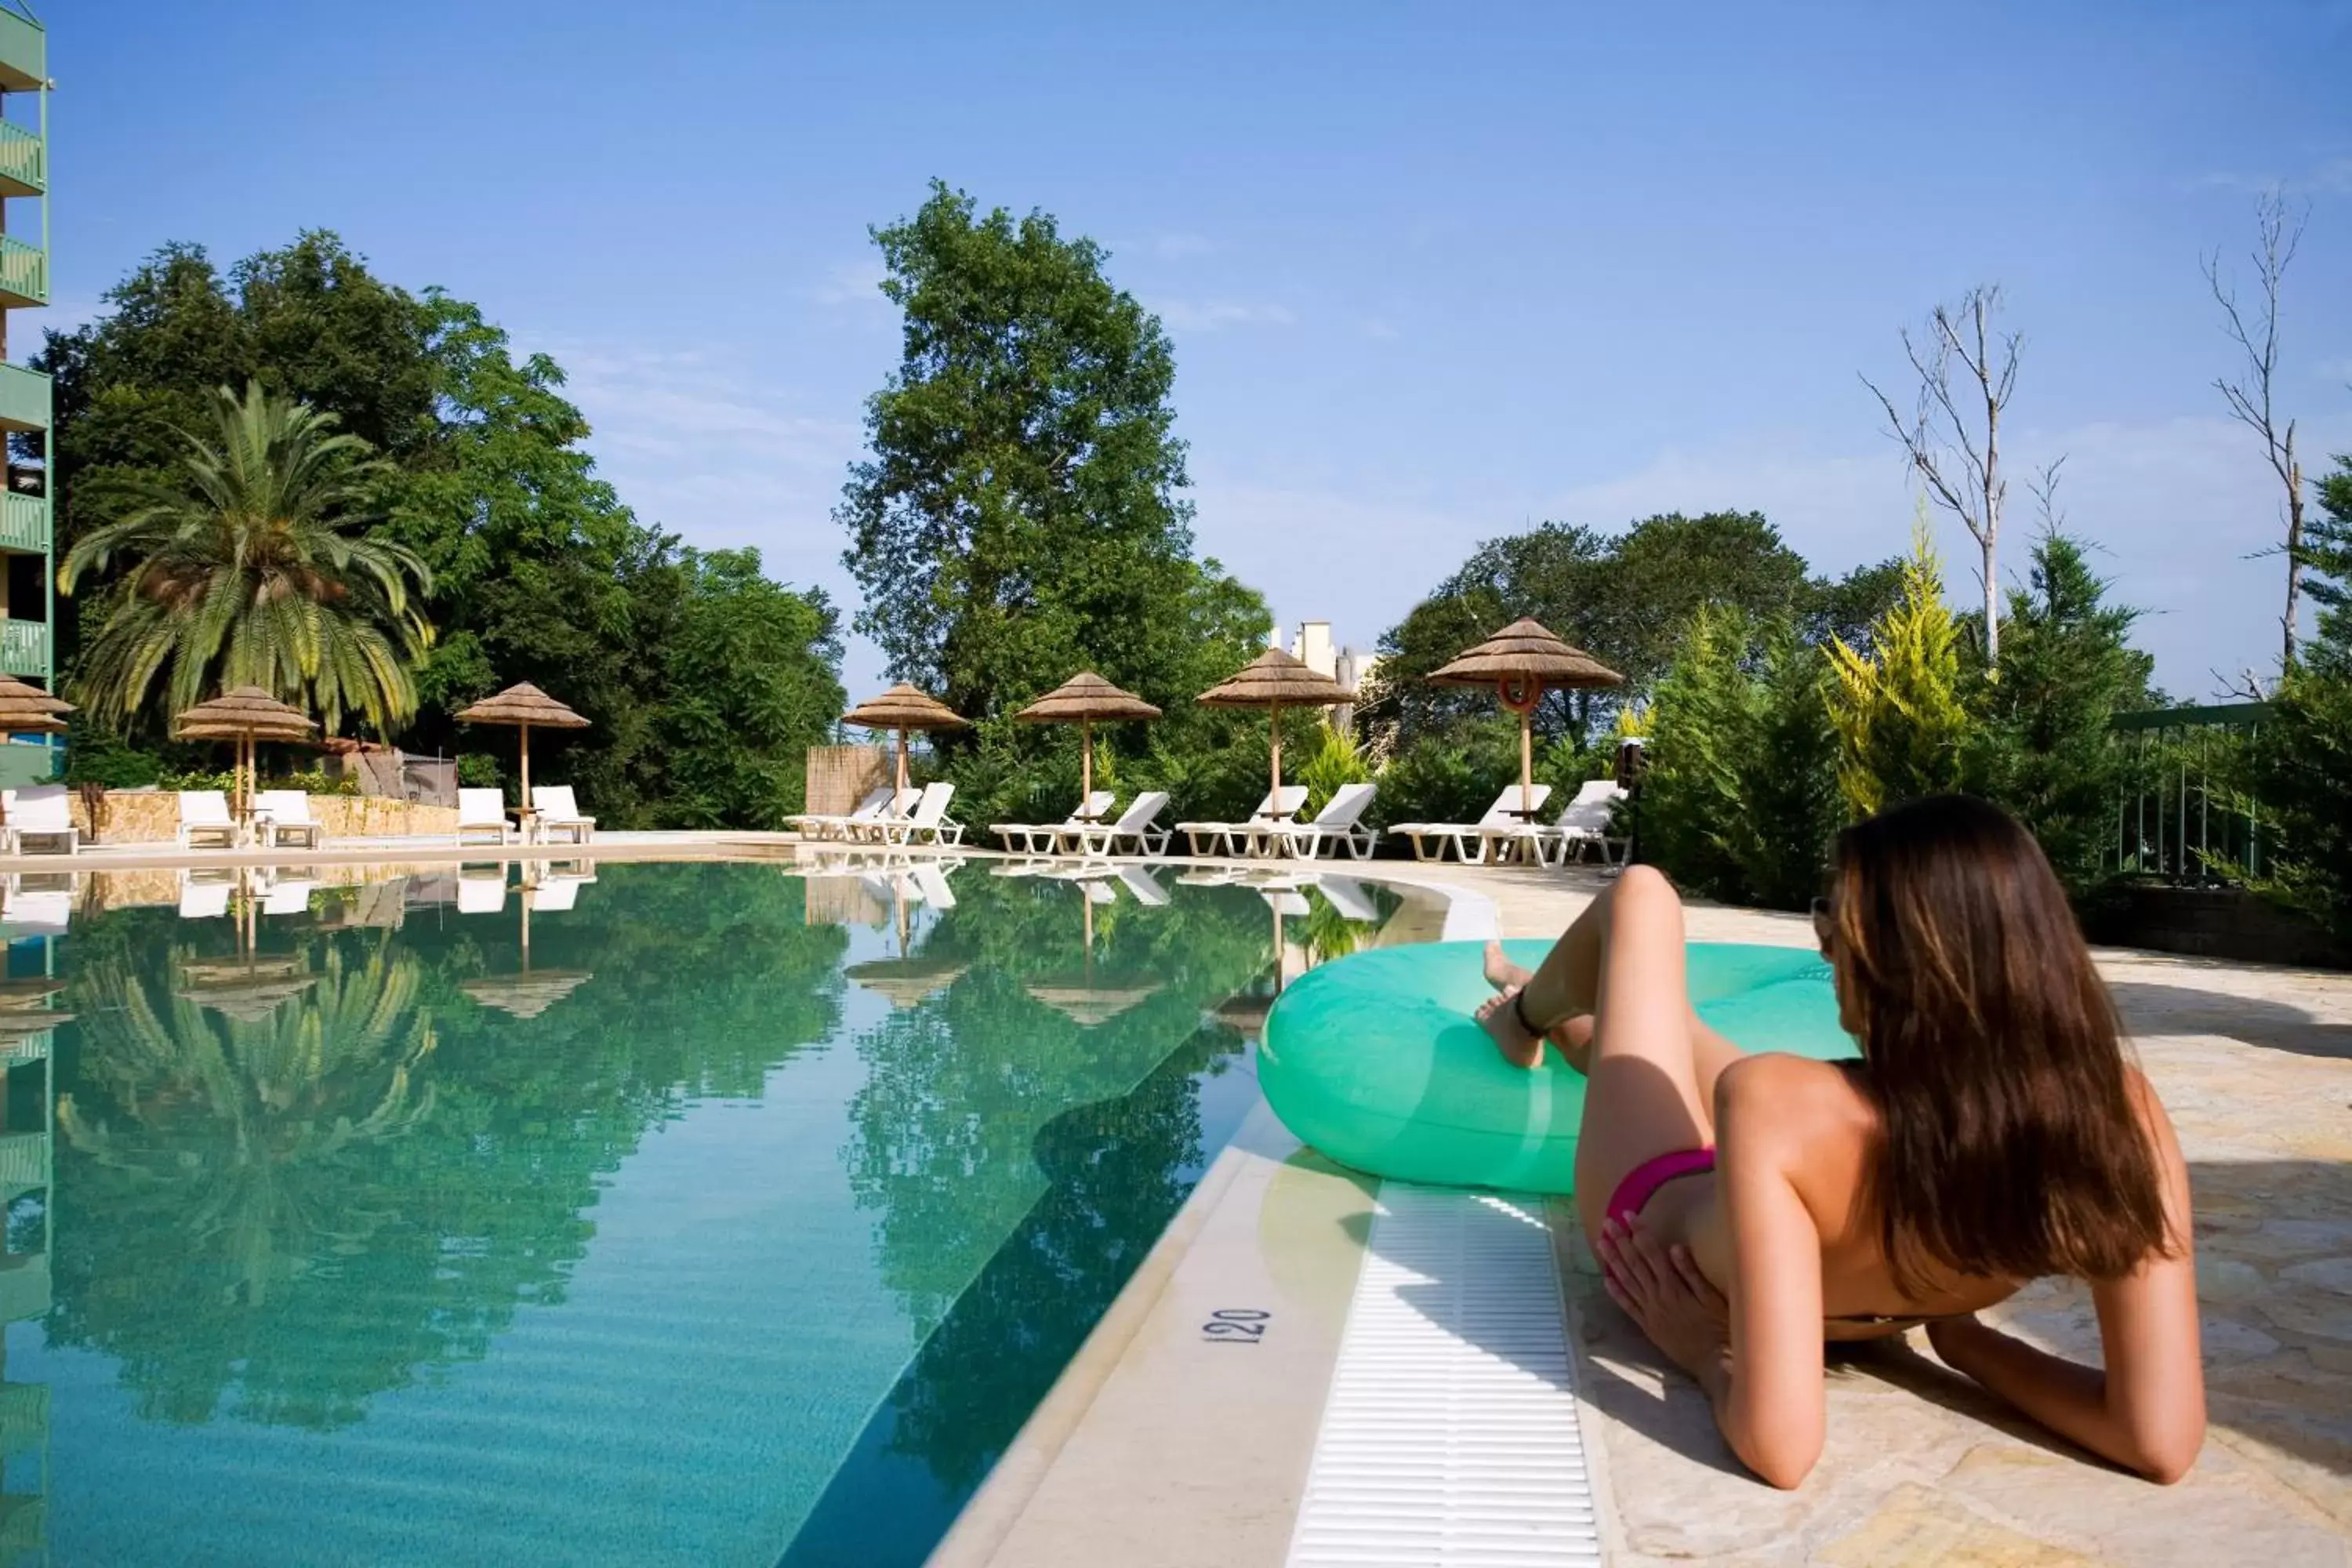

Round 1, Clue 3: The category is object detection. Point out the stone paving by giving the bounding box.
[1439,861,2352,1567]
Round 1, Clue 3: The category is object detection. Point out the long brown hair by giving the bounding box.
[1828,795,2171,1288]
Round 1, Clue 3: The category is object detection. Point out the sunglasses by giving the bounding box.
[1810,895,1837,956]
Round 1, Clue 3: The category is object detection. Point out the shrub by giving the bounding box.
[1295,719,1373,818]
[1826,523,1971,816]
[2242,670,2352,942]
[1370,717,1522,830]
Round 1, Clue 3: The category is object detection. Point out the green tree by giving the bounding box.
[1969,532,2154,889]
[58,380,434,735]
[639,547,846,829]
[1825,523,1973,815]
[2304,452,2352,679]
[1363,512,1895,750]
[42,233,848,827]
[837,182,1267,730]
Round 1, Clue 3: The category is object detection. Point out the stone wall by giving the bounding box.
[2086,884,2347,969]
[72,790,460,845]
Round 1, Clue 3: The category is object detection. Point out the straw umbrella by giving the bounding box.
[0,674,71,837]
[461,875,592,1019]
[172,688,319,829]
[1196,648,1350,803]
[1426,619,1622,818]
[455,683,589,811]
[1013,672,1161,803]
[842,683,970,794]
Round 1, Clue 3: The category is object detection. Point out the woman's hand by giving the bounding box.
[1596,1214,1730,1384]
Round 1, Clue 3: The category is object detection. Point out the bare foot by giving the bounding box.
[1481,940,1594,1074]
[1477,986,1546,1070]
[1483,939,1533,994]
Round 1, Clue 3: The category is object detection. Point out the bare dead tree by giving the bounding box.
[2203,191,2309,673]
[1861,285,2021,664]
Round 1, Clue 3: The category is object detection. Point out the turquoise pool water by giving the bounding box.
[0,859,1393,1565]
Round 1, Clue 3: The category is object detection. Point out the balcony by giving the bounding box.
[0,492,42,554]
[0,7,39,96]
[0,361,42,434]
[0,234,39,310]
[0,120,38,198]
[0,619,41,679]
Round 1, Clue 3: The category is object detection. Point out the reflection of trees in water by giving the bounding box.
[48,864,849,1431]
[841,874,1269,1329]
[878,1031,1230,1494]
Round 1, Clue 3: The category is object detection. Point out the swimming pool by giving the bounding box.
[0,858,1406,1565]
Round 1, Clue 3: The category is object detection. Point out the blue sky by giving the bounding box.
[46,0,2352,699]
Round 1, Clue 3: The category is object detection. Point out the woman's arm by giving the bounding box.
[1711,1057,1831,1488]
[1926,1079,2205,1483]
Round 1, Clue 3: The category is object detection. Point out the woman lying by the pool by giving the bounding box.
[1478,795,2205,1489]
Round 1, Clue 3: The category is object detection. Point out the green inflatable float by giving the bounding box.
[1259,939,1857,1195]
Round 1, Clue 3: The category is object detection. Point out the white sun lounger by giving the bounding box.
[3,787,78,858]
[990,790,1116,854]
[877,782,964,847]
[909,861,957,909]
[1389,783,1554,862]
[531,786,597,845]
[1316,874,1382,922]
[456,865,509,914]
[1067,790,1173,857]
[260,872,318,917]
[1,878,71,935]
[1541,779,1630,867]
[844,788,922,844]
[177,871,236,919]
[457,788,513,847]
[789,786,893,842]
[1274,782,1381,861]
[1177,786,1307,858]
[1116,865,1171,906]
[252,790,328,851]
[177,790,241,851]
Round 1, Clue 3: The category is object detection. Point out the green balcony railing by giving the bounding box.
[0,120,39,194]
[0,492,42,553]
[0,620,43,680]
[0,1132,42,1195]
[0,233,42,307]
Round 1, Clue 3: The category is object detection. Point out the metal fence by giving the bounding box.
[2109,702,2269,885]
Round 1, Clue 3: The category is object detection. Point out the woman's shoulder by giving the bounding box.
[1714,1052,1875,1152]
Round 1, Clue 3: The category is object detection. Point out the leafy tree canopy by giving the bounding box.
[39,234,844,825]
[1363,510,1903,748]
[2306,452,2352,680]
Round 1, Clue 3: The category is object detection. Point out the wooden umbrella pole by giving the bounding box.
[896,728,909,793]
[1080,720,1092,801]
[521,722,532,809]
[1270,704,1283,800]
[1520,710,1534,818]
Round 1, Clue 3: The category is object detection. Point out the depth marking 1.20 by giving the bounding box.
[1202,1308,1269,1343]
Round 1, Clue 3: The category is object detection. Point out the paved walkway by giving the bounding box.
[1436,861,2352,1567]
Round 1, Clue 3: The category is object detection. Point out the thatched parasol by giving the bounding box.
[1428,619,1622,818]
[843,683,969,793]
[1024,980,1163,1028]
[1196,647,1351,801]
[845,956,969,1009]
[455,683,589,808]
[177,956,319,1023]
[1014,672,1161,802]
[462,971,592,1020]
[173,688,318,826]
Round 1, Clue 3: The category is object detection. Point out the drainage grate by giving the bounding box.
[1286,1183,1601,1567]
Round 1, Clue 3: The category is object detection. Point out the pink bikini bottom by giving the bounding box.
[1606,1146,1716,1226]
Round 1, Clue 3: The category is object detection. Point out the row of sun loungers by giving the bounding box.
[795,776,1628,867]
[790,782,968,846]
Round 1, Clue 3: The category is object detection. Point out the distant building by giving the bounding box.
[0,3,49,795]
[1282,620,1381,736]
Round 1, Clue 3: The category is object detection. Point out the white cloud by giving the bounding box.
[2188,155,2352,198]
[1152,299,1296,333]
[1359,318,1401,342]
[812,260,889,308]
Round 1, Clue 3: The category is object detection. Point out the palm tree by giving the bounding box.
[59,379,434,735]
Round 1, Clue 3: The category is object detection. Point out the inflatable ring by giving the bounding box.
[1259,939,1856,1194]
